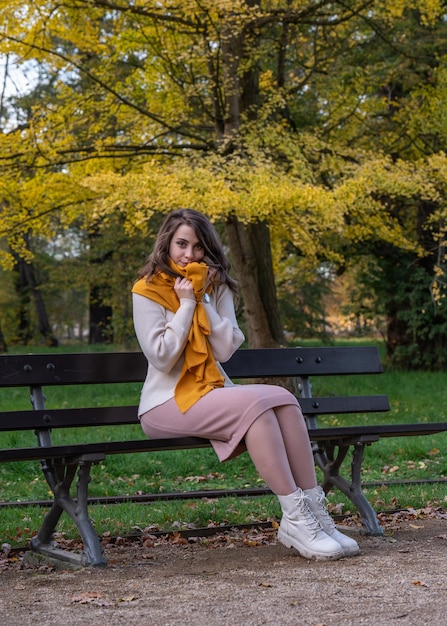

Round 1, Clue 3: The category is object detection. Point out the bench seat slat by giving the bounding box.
[0,436,211,462]
[2,422,447,463]
[311,422,447,440]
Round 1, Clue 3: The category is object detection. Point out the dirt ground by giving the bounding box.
[1,510,447,626]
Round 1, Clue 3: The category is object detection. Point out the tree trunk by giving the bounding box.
[88,229,114,344]
[20,258,59,347]
[220,8,284,349]
[0,322,7,353]
[14,258,33,345]
[13,240,59,347]
[225,215,284,348]
[89,285,113,344]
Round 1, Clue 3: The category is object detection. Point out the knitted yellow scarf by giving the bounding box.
[132,260,224,413]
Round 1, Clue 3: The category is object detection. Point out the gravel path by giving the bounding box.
[1,514,447,625]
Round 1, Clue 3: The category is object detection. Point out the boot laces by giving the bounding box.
[315,490,336,530]
[294,493,323,536]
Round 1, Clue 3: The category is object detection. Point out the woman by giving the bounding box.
[132,208,359,560]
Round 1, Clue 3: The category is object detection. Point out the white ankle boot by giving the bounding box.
[277,488,344,561]
[304,486,360,557]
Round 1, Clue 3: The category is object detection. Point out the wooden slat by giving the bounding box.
[225,346,384,377]
[0,406,140,431]
[0,352,147,387]
[309,422,447,441]
[300,395,390,415]
[0,436,211,462]
[0,395,390,432]
[2,422,447,463]
[0,346,384,387]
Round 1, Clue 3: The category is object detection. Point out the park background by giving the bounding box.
[1,1,447,545]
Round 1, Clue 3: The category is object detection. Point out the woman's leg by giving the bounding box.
[273,404,317,490]
[244,408,309,495]
[244,404,317,493]
[272,404,360,557]
[245,408,344,560]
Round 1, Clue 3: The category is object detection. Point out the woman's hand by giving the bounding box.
[174,277,196,301]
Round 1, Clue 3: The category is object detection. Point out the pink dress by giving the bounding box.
[140,384,299,462]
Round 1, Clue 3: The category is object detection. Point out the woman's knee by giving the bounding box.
[275,402,304,419]
[245,409,278,440]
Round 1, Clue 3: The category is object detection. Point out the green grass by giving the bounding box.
[1,341,446,546]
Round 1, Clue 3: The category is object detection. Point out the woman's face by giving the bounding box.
[169,224,205,267]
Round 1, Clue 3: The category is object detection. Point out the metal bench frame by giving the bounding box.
[1,347,446,567]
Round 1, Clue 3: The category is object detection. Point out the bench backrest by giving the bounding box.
[0,347,389,434]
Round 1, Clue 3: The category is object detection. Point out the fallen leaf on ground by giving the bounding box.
[71,591,112,606]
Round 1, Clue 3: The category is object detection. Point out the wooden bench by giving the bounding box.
[1,346,446,568]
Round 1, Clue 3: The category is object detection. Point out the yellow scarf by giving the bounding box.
[132,261,224,413]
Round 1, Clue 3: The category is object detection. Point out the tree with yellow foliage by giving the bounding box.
[1,1,446,363]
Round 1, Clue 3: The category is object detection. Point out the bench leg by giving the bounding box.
[349,442,384,536]
[30,458,106,567]
[74,460,107,567]
[313,442,384,536]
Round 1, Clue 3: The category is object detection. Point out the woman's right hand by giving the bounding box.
[174,277,196,301]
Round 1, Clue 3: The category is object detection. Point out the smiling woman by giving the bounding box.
[131,208,359,561]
